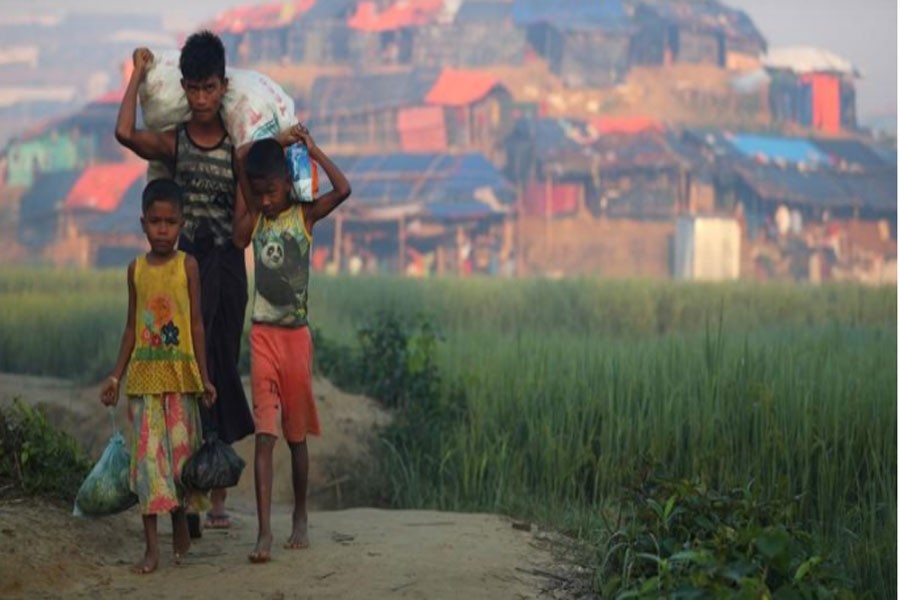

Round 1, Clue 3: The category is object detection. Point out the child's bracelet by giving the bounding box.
[109,376,119,385]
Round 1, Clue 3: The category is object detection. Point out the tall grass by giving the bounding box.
[0,269,895,594]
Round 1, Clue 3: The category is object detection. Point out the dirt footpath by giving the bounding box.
[0,374,565,599]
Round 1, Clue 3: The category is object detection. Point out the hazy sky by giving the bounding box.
[6,0,898,120]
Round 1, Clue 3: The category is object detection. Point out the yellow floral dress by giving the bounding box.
[125,252,207,515]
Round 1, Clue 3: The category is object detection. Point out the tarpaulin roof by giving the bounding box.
[209,0,315,33]
[309,69,439,119]
[425,69,502,106]
[763,46,859,76]
[590,115,662,135]
[811,139,891,170]
[637,0,764,45]
[85,175,145,234]
[333,152,515,209]
[727,134,828,165]
[512,0,631,32]
[455,1,513,24]
[298,0,357,22]
[20,170,80,223]
[64,162,145,212]
[735,163,897,212]
[348,0,444,32]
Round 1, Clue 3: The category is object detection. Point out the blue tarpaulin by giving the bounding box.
[728,134,827,164]
[333,153,515,213]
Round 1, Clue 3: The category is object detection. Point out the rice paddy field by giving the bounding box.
[0,268,895,596]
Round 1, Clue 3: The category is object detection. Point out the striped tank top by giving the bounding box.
[173,124,236,247]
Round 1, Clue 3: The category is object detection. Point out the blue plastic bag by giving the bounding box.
[73,410,138,517]
[286,143,318,203]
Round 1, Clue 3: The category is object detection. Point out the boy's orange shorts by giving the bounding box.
[250,323,321,443]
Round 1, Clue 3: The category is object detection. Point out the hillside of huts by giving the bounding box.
[0,0,894,284]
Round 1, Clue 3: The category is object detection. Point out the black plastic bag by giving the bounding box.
[181,432,246,491]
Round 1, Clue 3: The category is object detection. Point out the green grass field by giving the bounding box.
[0,268,895,595]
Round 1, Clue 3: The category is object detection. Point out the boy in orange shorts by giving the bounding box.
[232,127,351,563]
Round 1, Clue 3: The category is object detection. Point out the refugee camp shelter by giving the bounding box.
[413,1,529,68]
[513,0,634,88]
[505,116,687,219]
[763,47,859,134]
[3,93,124,189]
[630,0,766,69]
[320,152,515,275]
[16,162,145,266]
[308,68,513,157]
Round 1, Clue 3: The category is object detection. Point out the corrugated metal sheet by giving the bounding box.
[674,216,741,281]
[728,134,827,164]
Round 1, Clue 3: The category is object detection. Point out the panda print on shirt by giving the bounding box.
[253,215,310,326]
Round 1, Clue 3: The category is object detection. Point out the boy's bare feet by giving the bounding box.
[132,548,159,574]
[284,513,309,549]
[249,531,273,563]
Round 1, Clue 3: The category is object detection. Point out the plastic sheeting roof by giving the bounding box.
[736,163,897,211]
[85,175,145,234]
[309,69,439,118]
[19,170,81,223]
[64,163,145,212]
[763,46,859,76]
[454,1,513,24]
[209,0,315,33]
[348,0,444,31]
[728,134,828,165]
[811,139,892,170]
[425,69,501,106]
[512,0,631,31]
[334,152,515,210]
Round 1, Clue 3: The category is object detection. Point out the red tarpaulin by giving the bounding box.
[590,115,662,135]
[65,163,145,212]
[348,0,443,32]
[425,69,501,106]
[210,0,315,33]
[523,180,580,217]
[397,106,447,152]
[800,73,841,134]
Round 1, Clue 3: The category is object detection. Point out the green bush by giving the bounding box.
[0,401,91,500]
[596,471,857,599]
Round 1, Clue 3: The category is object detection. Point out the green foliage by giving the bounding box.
[597,472,857,599]
[0,270,894,596]
[0,401,91,500]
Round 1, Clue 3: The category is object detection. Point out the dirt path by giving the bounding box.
[0,374,563,599]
